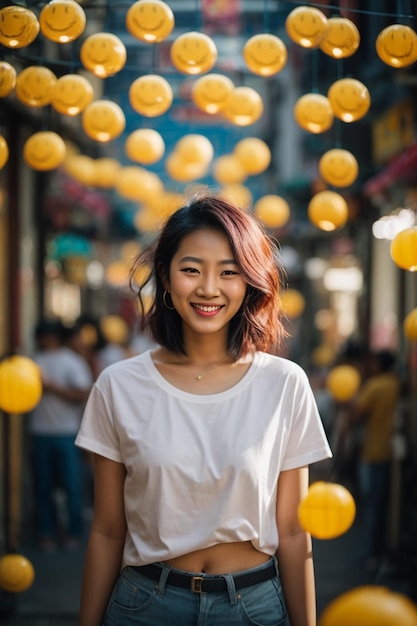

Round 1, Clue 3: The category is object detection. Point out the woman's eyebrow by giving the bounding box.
[179,256,238,265]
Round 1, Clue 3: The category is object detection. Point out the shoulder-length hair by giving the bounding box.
[131,193,287,359]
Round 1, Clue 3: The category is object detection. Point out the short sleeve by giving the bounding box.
[75,382,123,463]
[281,367,332,471]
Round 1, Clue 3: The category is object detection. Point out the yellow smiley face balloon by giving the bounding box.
[15,66,57,107]
[51,74,94,115]
[0,136,9,169]
[0,61,17,97]
[285,6,328,49]
[125,128,165,164]
[0,6,39,48]
[192,73,234,114]
[80,33,127,78]
[319,149,359,187]
[40,0,86,43]
[308,190,348,231]
[126,0,174,43]
[294,93,334,133]
[170,32,217,75]
[327,78,371,122]
[23,131,66,171]
[129,74,173,117]
[320,17,360,59]
[376,24,417,68]
[243,34,287,77]
[82,100,126,142]
[223,86,264,126]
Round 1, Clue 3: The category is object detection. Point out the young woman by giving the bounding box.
[76,194,331,626]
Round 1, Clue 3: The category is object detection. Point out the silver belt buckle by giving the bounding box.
[191,576,204,593]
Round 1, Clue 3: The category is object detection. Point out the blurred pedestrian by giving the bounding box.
[28,319,93,551]
[349,349,401,567]
[76,194,332,626]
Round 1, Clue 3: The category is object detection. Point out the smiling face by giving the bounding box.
[51,74,94,115]
[0,6,39,48]
[376,24,417,68]
[126,0,174,43]
[82,100,126,142]
[223,86,264,126]
[23,131,66,171]
[15,66,57,107]
[40,0,86,43]
[170,32,217,75]
[166,228,247,343]
[327,78,371,122]
[320,17,360,58]
[0,61,16,97]
[80,33,127,77]
[129,74,173,117]
[285,6,328,48]
[192,73,234,114]
[294,93,334,133]
[243,34,288,76]
[319,149,359,187]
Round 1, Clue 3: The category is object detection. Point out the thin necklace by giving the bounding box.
[188,358,231,381]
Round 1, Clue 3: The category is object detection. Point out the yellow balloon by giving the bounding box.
[0,554,35,592]
[253,194,290,228]
[320,17,360,58]
[294,93,334,133]
[318,149,358,187]
[51,74,94,116]
[280,289,305,318]
[165,153,208,183]
[404,308,417,341]
[219,184,253,211]
[327,78,371,122]
[212,154,247,185]
[170,31,217,75]
[223,86,264,126]
[390,227,417,271]
[0,6,39,48]
[298,481,356,540]
[64,154,96,186]
[0,61,16,97]
[129,74,173,117]
[0,356,42,414]
[126,0,174,43]
[23,131,66,171]
[80,32,127,78]
[308,190,348,231]
[175,134,214,166]
[254,195,290,229]
[192,73,234,114]
[125,128,165,164]
[319,586,417,626]
[326,364,361,401]
[376,24,417,68]
[40,0,86,43]
[134,205,162,233]
[93,158,121,188]
[82,100,126,142]
[233,137,271,175]
[100,315,129,344]
[243,33,287,76]
[15,66,57,107]
[285,6,328,49]
[0,136,9,169]
[116,166,163,202]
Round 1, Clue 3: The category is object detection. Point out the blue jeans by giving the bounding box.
[31,434,83,538]
[103,556,288,626]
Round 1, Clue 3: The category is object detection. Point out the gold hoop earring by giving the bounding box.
[163,290,175,310]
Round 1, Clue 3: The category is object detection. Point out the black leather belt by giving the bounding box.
[132,561,276,593]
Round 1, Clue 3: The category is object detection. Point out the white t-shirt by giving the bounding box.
[29,347,93,436]
[76,350,332,567]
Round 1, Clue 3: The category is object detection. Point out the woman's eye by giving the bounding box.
[181,267,199,273]
[222,270,239,276]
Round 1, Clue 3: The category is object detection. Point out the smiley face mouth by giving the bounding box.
[44,18,77,32]
[132,17,165,32]
[0,24,26,39]
[382,42,414,59]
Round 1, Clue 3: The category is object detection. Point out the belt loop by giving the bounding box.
[222,573,238,605]
[156,564,171,597]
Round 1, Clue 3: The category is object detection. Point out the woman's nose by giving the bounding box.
[196,274,220,297]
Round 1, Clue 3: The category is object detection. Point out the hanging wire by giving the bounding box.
[263,0,270,33]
